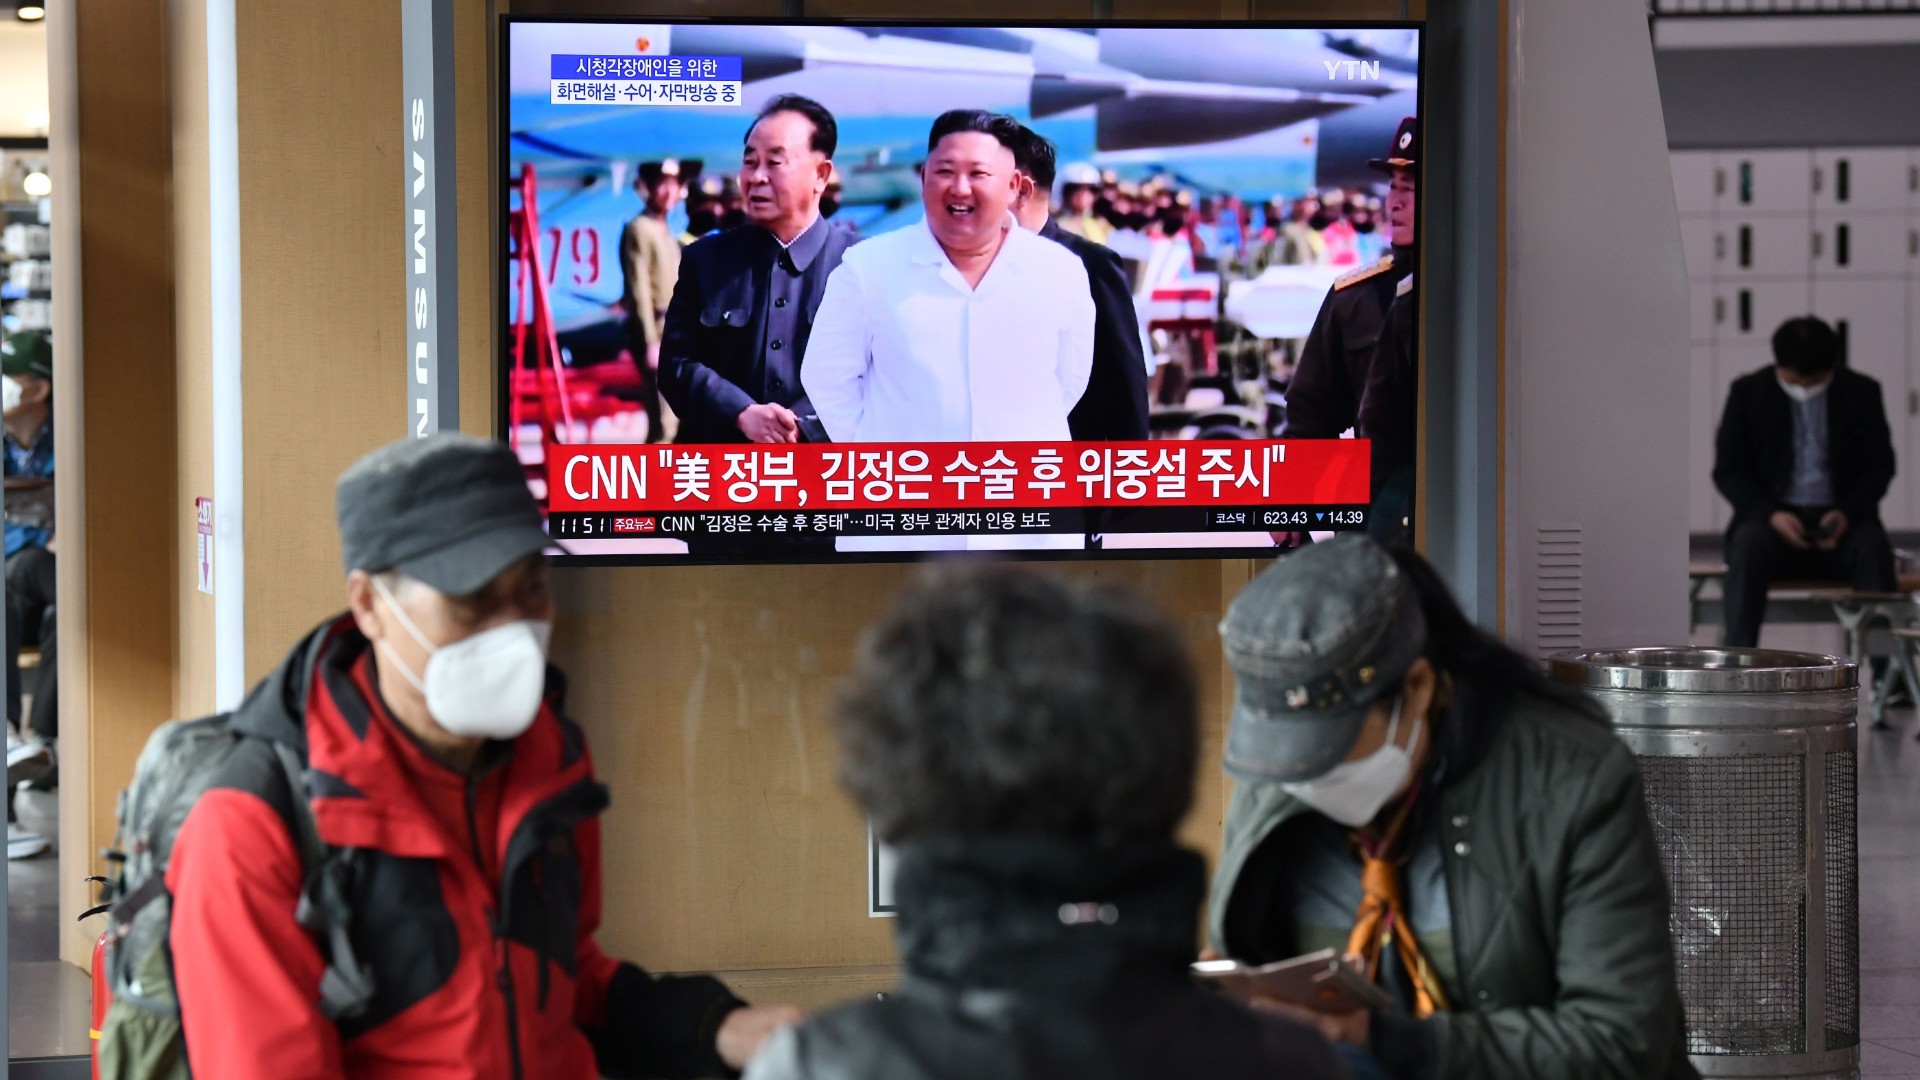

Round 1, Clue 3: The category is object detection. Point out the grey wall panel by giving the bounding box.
[1423,0,1502,628]
[1505,0,1692,654]
[1657,45,1920,149]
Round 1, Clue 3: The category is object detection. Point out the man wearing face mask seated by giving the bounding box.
[1714,315,1899,648]
[166,434,798,1079]
[1208,536,1698,1080]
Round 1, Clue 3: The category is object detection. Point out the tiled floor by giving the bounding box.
[7,788,91,1062]
[1860,706,1920,1076]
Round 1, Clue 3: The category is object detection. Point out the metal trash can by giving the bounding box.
[1548,648,1859,1080]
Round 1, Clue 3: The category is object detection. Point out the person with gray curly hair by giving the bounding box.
[746,567,1344,1080]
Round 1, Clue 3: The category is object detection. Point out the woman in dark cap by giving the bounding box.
[1209,535,1698,1080]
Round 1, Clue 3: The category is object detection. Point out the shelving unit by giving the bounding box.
[1,199,53,334]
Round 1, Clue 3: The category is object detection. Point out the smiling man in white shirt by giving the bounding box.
[803,110,1096,552]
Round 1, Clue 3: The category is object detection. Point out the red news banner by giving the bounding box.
[549,440,1369,513]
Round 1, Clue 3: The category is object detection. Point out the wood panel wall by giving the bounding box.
[547,558,1246,1007]
[51,0,180,966]
[171,0,216,724]
[232,0,407,683]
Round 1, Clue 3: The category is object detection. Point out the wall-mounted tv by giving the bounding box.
[500,16,1422,564]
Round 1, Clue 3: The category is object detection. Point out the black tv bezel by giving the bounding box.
[496,13,1427,569]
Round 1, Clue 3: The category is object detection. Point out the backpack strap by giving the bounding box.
[268,741,377,1021]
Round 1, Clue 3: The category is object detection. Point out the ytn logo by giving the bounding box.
[1324,59,1382,81]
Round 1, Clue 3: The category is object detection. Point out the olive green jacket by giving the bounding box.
[1208,691,1699,1080]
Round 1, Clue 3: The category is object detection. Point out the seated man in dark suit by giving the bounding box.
[1714,315,1899,647]
[659,94,855,446]
[1009,127,1149,443]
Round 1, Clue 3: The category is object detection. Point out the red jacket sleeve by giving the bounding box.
[166,788,346,1079]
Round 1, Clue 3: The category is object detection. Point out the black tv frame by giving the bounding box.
[496,13,1427,568]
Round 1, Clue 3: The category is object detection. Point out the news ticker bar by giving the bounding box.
[547,439,1371,514]
[549,505,1369,541]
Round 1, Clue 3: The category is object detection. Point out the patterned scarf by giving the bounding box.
[1343,783,1451,1018]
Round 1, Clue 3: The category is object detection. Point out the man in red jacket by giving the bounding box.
[168,433,797,1078]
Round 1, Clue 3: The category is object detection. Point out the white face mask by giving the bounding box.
[1777,373,1831,404]
[1281,696,1423,827]
[372,575,553,741]
[2,376,22,414]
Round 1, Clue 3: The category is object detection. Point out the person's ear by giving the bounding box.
[23,378,49,406]
[347,571,385,643]
[1401,656,1438,729]
[813,156,832,194]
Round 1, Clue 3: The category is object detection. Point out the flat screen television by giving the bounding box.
[500,16,1422,564]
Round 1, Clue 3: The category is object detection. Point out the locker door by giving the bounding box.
[1814,278,1911,528]
[1811,212,1910,279]
[1671,151,1719,216]
[1679,216,1718,278]
[1719,150,1813,216]
[1690,280,1717,345]
[1717,280,1812,348]
[1812,149,1912,213]
[1691,344,1722,533]
[1718,216,1813,279]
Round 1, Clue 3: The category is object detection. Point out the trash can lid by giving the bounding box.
[1547,647,1858,693]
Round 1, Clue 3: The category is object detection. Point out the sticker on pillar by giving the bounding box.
[869,822,896,918]
[196,497,215,595]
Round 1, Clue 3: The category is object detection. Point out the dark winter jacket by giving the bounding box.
[746,835,1348,1080]
[1209,681,1699,1080]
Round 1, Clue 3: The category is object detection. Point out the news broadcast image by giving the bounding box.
[502,20,1421,563]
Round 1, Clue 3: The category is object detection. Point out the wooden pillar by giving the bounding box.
[49,0,180,967]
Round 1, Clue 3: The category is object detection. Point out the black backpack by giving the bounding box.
[93,714,374,1079]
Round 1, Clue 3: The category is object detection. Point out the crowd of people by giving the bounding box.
[102,430,1703,1080]
[1052,170,1396,283]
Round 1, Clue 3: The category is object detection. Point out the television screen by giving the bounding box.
[500,17,1422,563]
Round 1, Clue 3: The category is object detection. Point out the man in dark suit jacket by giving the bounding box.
[1281,118,1418,443]
[1010,129,1149,443]
[1714,316,1898,647]
[1356,275,1415,546]
[660,95,854,446]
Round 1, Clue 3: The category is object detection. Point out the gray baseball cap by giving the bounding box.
[1220,535,1428,783]
[336,434,555,597]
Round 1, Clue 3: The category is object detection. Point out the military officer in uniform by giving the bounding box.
[621,158,690,443]
[1280,118,1418,443]
[1357,275,1417,545]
